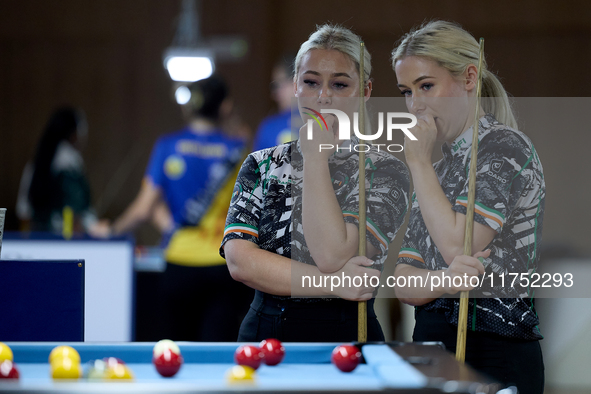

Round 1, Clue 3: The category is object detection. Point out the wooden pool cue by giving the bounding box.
[358,41,367,343]
[456,38,485,363]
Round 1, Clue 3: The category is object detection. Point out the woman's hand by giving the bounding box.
[404,114,437,166]
[88,219,112,238]
[330,256,381,301]
[443,249,490,294]
[299,114,338,162]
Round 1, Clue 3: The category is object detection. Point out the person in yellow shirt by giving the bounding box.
[93,75,251,341]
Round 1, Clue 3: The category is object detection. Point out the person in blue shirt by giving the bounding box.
[252,54,298,151]
[93,75,252,341]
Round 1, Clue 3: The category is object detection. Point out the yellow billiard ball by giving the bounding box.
[104,364,134,380]
[49,346,80,365]
[0,343,13,363]
[226,365,256,384]
[51,357,82,379]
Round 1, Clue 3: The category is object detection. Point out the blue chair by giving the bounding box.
[0,260,84,341]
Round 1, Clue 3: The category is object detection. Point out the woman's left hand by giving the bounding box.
[404,114,437,166]
[299,114,338,161]
[88,219,112,239]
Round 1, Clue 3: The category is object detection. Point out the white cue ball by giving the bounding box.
[153,339,181,357]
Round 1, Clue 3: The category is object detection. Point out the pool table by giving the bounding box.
[0,342,500,393]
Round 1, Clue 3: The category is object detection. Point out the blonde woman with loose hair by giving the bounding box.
[221,24,410,342]
[392,21,545,394]
[294,24,372,86]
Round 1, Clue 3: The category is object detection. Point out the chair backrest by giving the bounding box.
[0,260,84,341]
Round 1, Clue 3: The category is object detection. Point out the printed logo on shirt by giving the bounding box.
[389,187,402,202]
[164,155,186,180]
[176,140,227,158]
[452,138,467,153]
[230,183,243,204]
[378,189,403,216]
[486,170,508,184]
[332,171,349,189]
[490,159,504,173]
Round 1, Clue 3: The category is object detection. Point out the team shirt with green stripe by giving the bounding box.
[397,114,545,340]
[221,137,410,301]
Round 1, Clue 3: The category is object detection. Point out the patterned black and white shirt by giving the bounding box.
[221,137,410,301]
[397,114,545,340]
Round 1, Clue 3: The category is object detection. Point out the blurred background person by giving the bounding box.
[251,53,298,151]
[16,106,96,234]
[91,75,252,341]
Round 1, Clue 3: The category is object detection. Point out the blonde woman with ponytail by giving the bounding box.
[392,21,545,394]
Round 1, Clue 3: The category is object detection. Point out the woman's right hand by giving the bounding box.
[443,249,490,294]
[330,256,381,301]
[299,114,337,162]
[403,114,437,167]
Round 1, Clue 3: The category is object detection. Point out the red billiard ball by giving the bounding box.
[331,345,361,373]
[0,360,19,379]
[259,339,285,366]
[234,345,264,370]
[153,348,183,377]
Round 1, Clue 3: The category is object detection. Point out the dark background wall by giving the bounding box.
[1,0,590,253]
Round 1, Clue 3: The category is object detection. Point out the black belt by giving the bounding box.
[250,290,377,320]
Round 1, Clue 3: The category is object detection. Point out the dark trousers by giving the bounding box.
[413,309,544,394]
[238,290,385,342]
[159,263,253,341]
